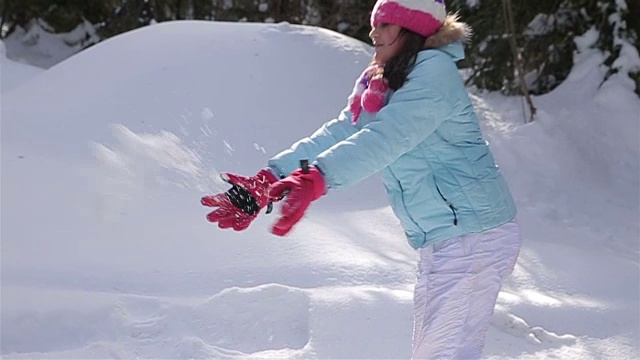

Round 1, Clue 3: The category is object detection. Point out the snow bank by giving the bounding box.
[2,20,638,359]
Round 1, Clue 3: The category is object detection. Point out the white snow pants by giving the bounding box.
[412,220,522,360]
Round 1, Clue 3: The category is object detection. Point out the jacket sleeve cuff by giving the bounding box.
[266,165,285,179]
[312,162,330,192]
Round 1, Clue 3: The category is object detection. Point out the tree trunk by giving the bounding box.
[503,0,536,123]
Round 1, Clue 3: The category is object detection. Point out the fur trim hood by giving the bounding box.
[424,14,472,49]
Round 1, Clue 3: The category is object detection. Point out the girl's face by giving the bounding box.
[369,23,404,64]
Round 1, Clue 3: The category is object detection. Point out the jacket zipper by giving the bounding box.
[435,184,458,226]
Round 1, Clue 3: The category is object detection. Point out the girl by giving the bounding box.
[201,1,522,358]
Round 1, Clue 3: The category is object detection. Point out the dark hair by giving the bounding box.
[383,29,427,90]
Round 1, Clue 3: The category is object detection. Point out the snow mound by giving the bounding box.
[2,21,372,173]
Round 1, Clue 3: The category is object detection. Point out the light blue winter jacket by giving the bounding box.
[268,40,516,249]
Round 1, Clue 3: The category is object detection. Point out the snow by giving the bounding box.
[466,0,481,9]
[2,20,639,359]
[0,40,44,93]
[524,14,555,37]
[2,19,97,69]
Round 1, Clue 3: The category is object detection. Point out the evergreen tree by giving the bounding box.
[449,0,639,95]
[312,0,376,42]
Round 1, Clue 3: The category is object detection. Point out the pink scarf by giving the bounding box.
[348,64,389,124]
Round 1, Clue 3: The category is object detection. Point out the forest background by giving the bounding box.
[1,0,638,100]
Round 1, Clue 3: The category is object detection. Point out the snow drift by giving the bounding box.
[2,20,638,359]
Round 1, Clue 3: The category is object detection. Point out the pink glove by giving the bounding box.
[268,165,326,236]
[201,169,278,231]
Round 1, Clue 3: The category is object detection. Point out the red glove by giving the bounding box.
[268,166,326,236]
[201,169,278,231]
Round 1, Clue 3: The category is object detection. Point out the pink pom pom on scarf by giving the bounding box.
[348,64,389,124]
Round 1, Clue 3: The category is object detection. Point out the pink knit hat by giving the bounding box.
[371,0,447,38]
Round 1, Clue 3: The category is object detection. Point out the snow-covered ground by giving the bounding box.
[1,21,638,359]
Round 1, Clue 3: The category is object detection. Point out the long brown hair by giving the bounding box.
[382,29,427,91]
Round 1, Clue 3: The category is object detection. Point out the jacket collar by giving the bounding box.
[424,14,471,50]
